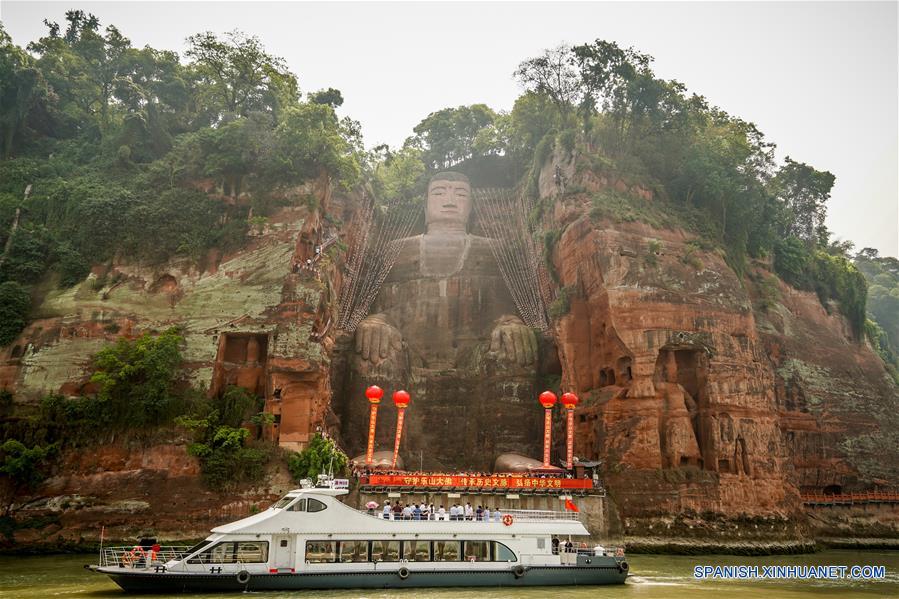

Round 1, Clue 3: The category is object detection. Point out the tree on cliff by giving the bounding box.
[0,281,30,346]
[0,25,50,158]
[186,30,299,123]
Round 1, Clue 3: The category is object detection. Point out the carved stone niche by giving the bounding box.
[210,332,269,398]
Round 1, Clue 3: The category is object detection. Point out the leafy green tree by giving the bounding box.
[373,146,426,204]
[0,25,50,157]
[264,102,361,188]
[513,45,582,119]
[408,104,500,170]
[0,440,55,490]
[186,30,299,123]
[308,88,344,108]
[770,157,835,244]
[90,327,185,427]
[0,281,30,346]
[287,434,348,482]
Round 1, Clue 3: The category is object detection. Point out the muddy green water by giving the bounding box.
[0,551,896,598]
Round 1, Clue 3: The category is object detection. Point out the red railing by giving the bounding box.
[801,491,899,506]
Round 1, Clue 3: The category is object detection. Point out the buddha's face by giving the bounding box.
[425,177,471,232]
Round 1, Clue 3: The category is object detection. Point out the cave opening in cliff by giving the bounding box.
[655,346,710,469]
[211,332,270,398]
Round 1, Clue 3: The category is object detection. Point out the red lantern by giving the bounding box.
[539,390,557,409]
[392,389,411,408]
[365,385,383,403]
[561,392,579,409]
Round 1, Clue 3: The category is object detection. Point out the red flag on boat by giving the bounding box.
[564,499,579,512]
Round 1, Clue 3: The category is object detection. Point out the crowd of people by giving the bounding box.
[369,500,507,522]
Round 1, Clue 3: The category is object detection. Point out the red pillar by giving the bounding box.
[365,386,383,465]
[561,392,580,470]
[538,391,557,467]
[391,390,411,469]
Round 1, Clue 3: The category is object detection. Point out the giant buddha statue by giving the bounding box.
[334,172,542,470]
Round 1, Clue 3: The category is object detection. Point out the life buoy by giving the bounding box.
[502,514,514,526]
[236,570,250,584]
[513,565,526,578]
[618,561,629,573]
[397,566,410,580]
[122,546,145,568]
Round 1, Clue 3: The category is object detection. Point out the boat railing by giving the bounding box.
[99,546,195,569]
[357,508,580,522]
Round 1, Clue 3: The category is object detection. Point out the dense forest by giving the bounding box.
[0,12,895,489]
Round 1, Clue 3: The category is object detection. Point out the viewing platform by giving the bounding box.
[357,474,604,496]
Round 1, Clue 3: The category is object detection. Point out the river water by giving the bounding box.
[0,550,896,598]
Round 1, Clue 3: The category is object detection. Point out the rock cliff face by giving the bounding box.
[1,153,897,548]
[539,148,899,538]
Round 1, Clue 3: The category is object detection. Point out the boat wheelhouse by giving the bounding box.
[90,479,628,592]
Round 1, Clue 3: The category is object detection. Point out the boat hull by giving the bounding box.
[101,564,628,592]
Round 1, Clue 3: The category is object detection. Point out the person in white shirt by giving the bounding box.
[465,503,473,521]
[493,508,502,523]
[438,505,447,521]
[382,502,391,520]
[483,507,491,522]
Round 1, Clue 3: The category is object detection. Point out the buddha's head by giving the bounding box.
[425,172,471,233]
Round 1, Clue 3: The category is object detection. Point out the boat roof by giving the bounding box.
[211,488,588,537]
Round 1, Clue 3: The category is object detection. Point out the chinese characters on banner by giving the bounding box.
[366,474,593,490]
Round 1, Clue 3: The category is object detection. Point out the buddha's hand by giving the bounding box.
[489,315,538,366]
[355,313,402,364]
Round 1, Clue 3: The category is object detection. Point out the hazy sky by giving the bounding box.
[2,1,897,256]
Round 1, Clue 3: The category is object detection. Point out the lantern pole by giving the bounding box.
[538,391,557,468]
[391,390,411,469]
[561,392,580,470]
[365,386,383,465]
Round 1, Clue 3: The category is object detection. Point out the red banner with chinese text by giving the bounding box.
[365,474,593,490]
[365,403,379,465]
[543,408,552,466]
[392,408,405,468]
[566,409,575,469]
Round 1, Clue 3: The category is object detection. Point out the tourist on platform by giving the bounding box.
[493,508,502,523]
[484,506,491,522]
[438,505,446,521]
[382,502,390,519]
[426,503,434,520]
[402,504,413,520]
[465,503,473,521]
[412,504,421,520]
[452,504,462,521]
[476,506,483,521]
[392,502,402,520]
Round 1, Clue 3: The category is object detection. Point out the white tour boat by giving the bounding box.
[89,477,628,591]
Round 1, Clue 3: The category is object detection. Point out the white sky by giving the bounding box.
[2,1,897,257]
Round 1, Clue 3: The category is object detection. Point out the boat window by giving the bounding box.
[306,498,327,513]
[493,542,517,562]
[305,541,336,563]
[187,541,269,564]
[273,496,294,509]
[402,540,431,562]
[464,540,490,562]
[287,498,307,512]
[185,540,211,557]
[339,540,368,563]
[371,540,400,562]
[235,542,269,563]
[433,541,460,562]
